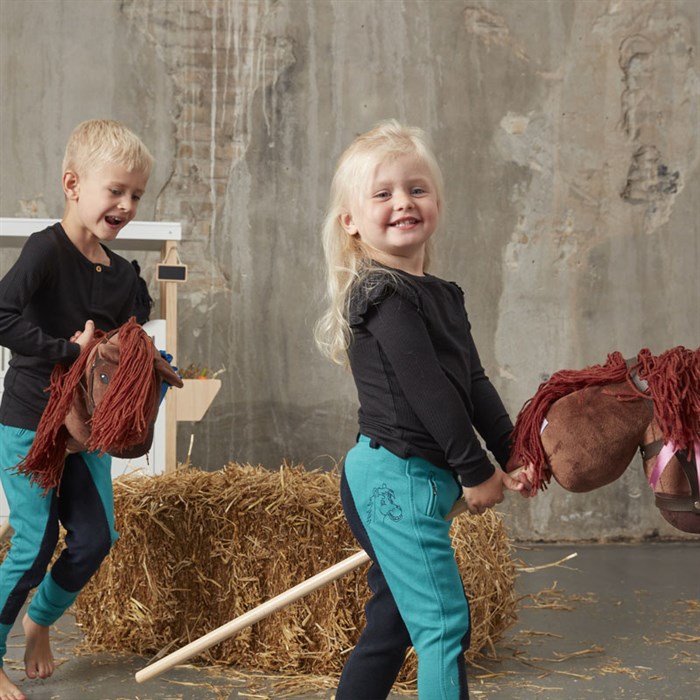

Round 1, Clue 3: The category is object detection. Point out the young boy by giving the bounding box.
[0,119,153,700]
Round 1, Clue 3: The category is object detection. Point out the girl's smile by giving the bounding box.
[340,153,439,275]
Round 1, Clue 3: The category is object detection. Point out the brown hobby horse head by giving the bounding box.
[508,347,700,534]
[16,317,183,493]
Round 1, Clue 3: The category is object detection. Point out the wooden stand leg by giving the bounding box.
[160,241,178,473]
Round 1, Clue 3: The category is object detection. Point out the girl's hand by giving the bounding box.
[462,469,524,515]
[510,463,538,498]
[71,319,95,354]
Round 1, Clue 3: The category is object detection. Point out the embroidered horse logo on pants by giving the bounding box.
[366,483,403,523]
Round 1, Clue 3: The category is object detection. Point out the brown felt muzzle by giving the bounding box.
[539,383,651,493]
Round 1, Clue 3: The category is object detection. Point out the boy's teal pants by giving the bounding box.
[336,436,470,700]
[0,424,118,667]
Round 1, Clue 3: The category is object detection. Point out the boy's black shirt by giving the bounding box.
[347,267,513,487]
[0,222,138,430]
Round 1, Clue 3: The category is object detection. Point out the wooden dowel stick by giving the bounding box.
[135,495,477,683]
[135,549,370,683]
[0,522,12,542]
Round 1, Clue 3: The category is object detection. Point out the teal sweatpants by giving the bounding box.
[0,424,118,667]
[337,436,470,700]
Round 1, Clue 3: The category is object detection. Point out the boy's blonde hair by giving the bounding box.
[62,119,154,179]
[315,119,445,365]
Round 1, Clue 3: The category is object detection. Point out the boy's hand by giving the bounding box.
[462,468,524,515]
[71,319,95,353]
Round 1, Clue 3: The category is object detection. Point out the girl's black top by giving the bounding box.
[0,222,138,430]
[347,268,513,487]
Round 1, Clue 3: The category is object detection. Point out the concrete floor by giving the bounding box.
[3,541,698,700]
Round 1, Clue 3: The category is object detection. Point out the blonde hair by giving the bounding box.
[62,119,154,179]
[315,119,445,365]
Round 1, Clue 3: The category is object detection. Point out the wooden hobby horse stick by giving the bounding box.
[135,494,479,683]
[135,549,374,683]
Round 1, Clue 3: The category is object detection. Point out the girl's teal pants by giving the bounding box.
[336,435,470,700]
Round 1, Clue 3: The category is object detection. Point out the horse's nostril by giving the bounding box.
[99,372,109,384]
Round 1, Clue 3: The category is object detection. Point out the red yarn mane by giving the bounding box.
[87,319,158,453]
[635,346,700,451]
[15,317,161,493]
[509,346,700,490]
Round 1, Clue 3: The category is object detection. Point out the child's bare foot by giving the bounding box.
[0,667,26,700]
[22,614,54,680]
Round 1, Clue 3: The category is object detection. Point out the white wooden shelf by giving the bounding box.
[0,217,183,482]
[0,217,181,249]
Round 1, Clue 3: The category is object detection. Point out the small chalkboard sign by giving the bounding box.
[156,264,188,283]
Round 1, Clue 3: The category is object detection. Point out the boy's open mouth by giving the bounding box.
[105,216,124,226]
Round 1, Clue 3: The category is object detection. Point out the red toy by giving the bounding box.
[15,317,182,492]
[508,346,700,534]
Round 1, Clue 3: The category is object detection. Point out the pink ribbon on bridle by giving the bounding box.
[647,439,700,490]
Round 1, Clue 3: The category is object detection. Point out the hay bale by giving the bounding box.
[72,463,517,683]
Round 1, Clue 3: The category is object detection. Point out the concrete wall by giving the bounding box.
[1,0,698,540]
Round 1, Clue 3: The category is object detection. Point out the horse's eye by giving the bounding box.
[99,372,109,384]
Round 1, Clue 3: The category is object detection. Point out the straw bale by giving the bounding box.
[66,463,514,683]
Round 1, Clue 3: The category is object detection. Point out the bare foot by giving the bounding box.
[0,667,26,700]
[22,614,54,680]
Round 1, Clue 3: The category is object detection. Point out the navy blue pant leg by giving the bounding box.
[28,452,117,626]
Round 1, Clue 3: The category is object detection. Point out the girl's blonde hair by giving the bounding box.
[315,119,445,365]
[63,119,154,179]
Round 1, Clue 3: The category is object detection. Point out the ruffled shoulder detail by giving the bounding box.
[348,270,421,326]
[447,280,465,298]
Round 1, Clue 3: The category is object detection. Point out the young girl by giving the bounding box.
[316,120,530,699]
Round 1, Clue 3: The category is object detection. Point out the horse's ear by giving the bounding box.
[100,340,120,364]
[155,354,184,388]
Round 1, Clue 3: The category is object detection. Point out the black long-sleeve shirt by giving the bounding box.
[347,268,513,487]
[0,222,138,430]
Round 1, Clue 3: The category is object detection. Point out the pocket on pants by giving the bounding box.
[425,473,439,517]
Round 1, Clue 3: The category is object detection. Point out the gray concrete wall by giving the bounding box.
[1,0,698,540]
